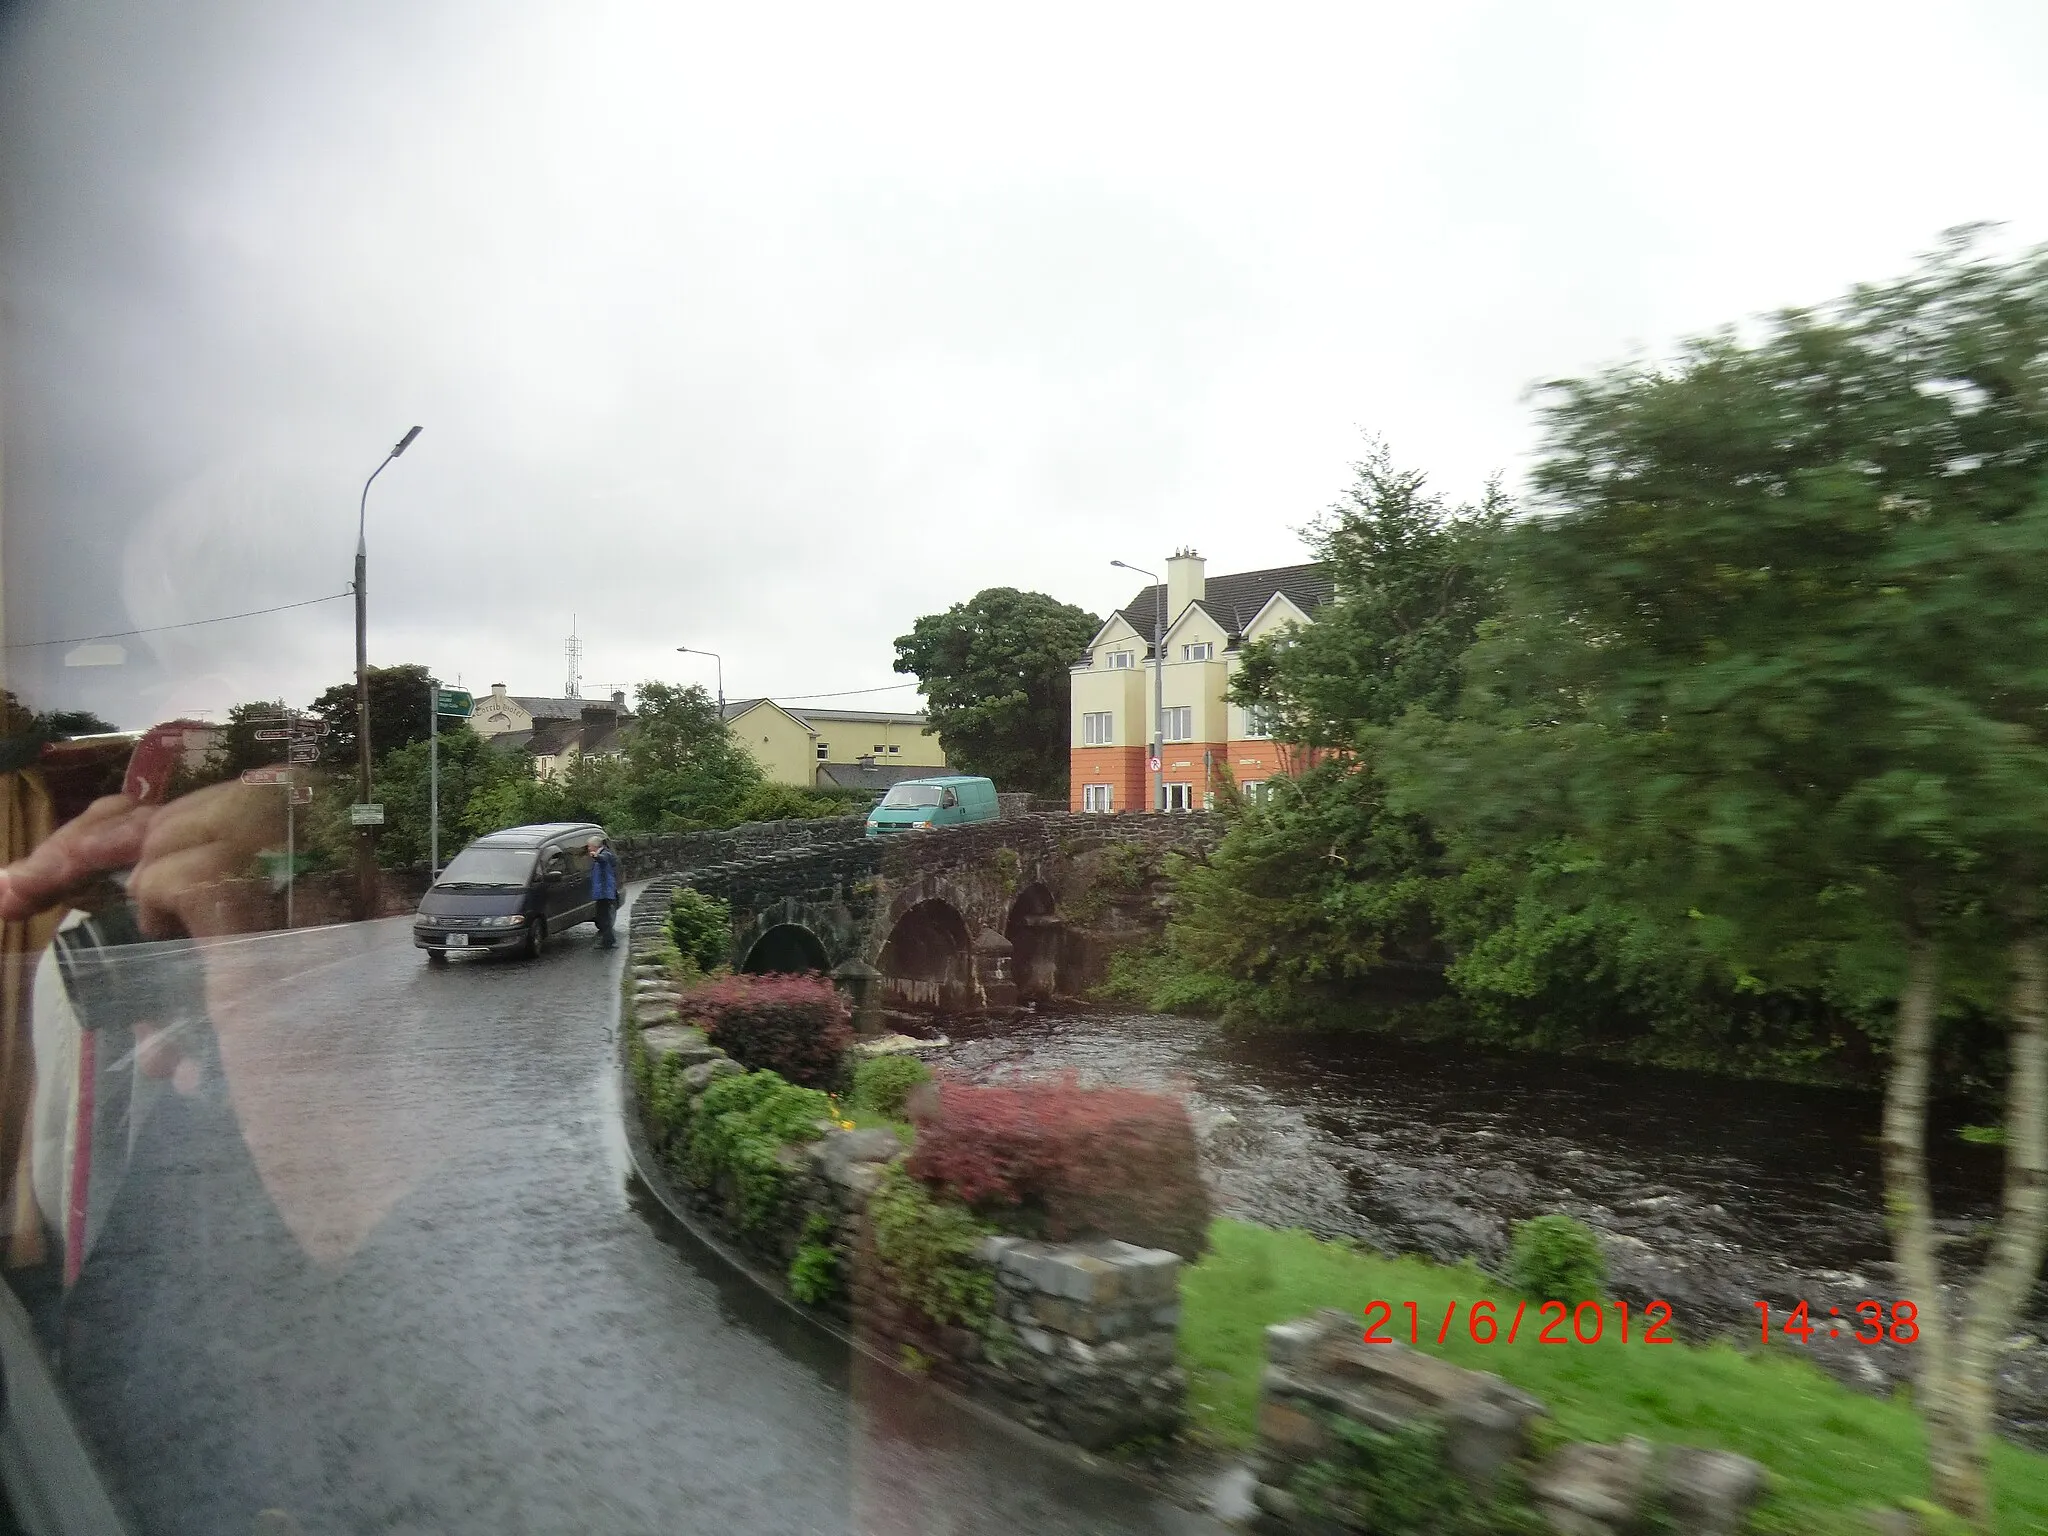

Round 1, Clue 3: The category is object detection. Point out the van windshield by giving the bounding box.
[435,847,539,888]
[880,784,945,808]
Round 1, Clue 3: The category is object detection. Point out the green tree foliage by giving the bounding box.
[614,680,766,829]
[1232,439,1508,745]
[369,725,529,867]
[307,663,434,767]
[1380,234,2048,1527]
[666,887,734,973]
[892,588,1100,798]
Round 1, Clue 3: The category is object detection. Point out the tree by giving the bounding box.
[892,588,1100,799]
[306,663,434,769]
[616,680,765,830]
[1386,236,2048,1526]
[371,725,530,867]
[1231,441,1508,745]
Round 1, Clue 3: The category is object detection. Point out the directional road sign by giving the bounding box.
[434,687,473,718]
[350,803,385,826]
[239,767,299,786]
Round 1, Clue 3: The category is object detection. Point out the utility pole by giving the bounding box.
[1111,560,1165,812]
[354,424,422,918]
[428,673,440,880]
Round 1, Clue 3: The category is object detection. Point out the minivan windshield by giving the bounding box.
[879,784,945,808]
[435,847,539,888]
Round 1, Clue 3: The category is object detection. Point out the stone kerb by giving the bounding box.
[1250,1311,1764,1536]
[620,891,1192,1458]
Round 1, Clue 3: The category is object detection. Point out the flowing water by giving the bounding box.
[937,1007,2048,1440]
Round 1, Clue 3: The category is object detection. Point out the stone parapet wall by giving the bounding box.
[623,897,1189,1455]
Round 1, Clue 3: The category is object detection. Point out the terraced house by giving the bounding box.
[1069,550,1329,813]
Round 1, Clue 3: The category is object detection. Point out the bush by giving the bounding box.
[905,1073,1211,1259]
[1507,1214,1607,1303]
[667,887,733,973]
[684,1069,834,1230]
[683,973,852,1088]
[788,1213,840,1304]
[851,1054,932,1120]
[869,1165,994,1329]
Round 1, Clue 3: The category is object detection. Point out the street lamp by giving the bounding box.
[676,647,724,716]
[1109,559,1164,813]
[354,424,422,917]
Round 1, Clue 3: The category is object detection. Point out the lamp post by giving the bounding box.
[1109,559,1164,813]
[354,424,422,917]
[676,647,724,716]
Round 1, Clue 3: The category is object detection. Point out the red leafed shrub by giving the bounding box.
[905,1075,1210,1259]
[682,974,852,1088]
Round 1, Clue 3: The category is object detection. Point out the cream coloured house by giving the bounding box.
[1069,550,1329,812]
[721,699,946,788]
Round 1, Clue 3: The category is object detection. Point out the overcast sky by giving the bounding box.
[4,0,2047,729]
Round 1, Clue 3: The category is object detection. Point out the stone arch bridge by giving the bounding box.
[626,814,1217,1024]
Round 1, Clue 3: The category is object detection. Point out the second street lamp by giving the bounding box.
[354,424,422,918]
[676,646,724,716]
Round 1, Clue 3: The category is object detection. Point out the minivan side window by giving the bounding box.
[941,788,958,808]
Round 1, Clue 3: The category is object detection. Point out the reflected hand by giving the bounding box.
[0,781,284,937]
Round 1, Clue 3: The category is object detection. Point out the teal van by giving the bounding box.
[865,775,1000,837]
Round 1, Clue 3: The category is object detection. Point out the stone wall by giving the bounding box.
[1250,1311,1764,1536]
[624,894,1189,1454]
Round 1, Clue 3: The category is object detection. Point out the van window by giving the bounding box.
[880,783,944,807]
[940,788,959,808]
[436,847,539,887]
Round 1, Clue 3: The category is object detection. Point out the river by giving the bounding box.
[937,1007,2048,1445]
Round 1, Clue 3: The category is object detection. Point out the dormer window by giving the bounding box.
[1181,642,1214,662]
[1106,650,1135,669]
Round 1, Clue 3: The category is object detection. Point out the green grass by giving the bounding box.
[1179,1220,2048,1535]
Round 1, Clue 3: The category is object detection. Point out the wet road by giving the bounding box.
[32,890,1214,1536]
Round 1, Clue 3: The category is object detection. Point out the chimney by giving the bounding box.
[490,683,508,699]
[1166,548,1206,625]
[611,689,626,711]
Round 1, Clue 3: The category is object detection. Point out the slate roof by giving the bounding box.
[816,760,946,791]
[513,693,628,722]
[488,705,631,761]
[1113,561,1332,644]
[721,699,929,730]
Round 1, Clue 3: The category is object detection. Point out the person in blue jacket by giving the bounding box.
[587,836,620,948]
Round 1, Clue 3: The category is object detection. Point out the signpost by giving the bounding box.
[349,803,386,826]
[427,681,473,880]
[240,764,306,927]
[244,709,330,928]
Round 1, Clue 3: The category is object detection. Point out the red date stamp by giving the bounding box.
[1753,1300,1918,1345]
[1362,1299,1675,1347]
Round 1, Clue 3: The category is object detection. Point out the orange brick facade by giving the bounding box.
[1069,746,1148,813]
[1070,740,1321,812]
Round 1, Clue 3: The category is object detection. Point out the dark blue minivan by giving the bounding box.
[413,821,606,961]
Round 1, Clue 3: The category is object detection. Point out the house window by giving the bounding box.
[1106,650,1135,669]
[887,744,900,754]
[1242,705,1273,739]
[1082,783,1113,813]
[873,744,886,753]
[816,742,829,760]
[1243,780,1272,806]
[1163,782,1196,812]
[1162,706,1192,742]
[1181,642,1214,662]
[1082,711,1114,746]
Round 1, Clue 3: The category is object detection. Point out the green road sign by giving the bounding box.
[434,688,474,718]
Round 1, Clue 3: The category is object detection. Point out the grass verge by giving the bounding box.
[1179,1219,2048,1535]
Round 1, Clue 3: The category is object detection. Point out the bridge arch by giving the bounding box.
[1004,882,1063,1002]
[877,897,978,1014]
[741,922,832,975]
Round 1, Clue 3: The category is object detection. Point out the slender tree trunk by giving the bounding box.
[1940,928,2048,1527]
[1880,935,1978,1519]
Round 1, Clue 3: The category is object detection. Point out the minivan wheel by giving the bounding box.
[524,918,546,959]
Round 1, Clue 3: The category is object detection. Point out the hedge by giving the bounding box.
[683,973,852,1088]
[905,1074,1210,1259]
